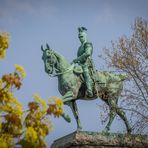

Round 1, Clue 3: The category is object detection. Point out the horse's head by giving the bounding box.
[41,44,57,75]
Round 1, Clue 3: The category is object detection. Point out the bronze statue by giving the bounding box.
[41,27,131,133]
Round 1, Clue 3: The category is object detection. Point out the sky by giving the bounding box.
[0,0,148,146]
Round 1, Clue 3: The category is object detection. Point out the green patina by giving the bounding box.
[41,27,131,133]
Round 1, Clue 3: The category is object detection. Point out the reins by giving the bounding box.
[48,64,74,77]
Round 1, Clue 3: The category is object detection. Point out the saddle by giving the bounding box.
[73,65,98,98]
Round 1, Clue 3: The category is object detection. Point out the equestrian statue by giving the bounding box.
[41,27,132,133]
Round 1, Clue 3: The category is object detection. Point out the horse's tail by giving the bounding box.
[119,73,129,81]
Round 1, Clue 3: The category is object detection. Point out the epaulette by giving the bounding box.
[84,42,93,48]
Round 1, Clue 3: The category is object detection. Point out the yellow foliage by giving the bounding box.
[13,98,23,115]
[0,48,6,59]
[0,141,7,148]
[0,32,10,59]
[0,79,3,88]
[0,61,24,146]
[0,134,14,148]
[48,97,63,108]
[2,73,22,89]
[33,94,47,109]
[2,92,14,104]
[54,97,63,108]
[25,127,38,143]
[0,32,63,147]
[25,98,52,148]
[14,64,26,79]
[47,97,64,117]
[0,105,14,112]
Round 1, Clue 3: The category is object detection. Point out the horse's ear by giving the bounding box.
[46,43,50,50]
[41,45,44,52]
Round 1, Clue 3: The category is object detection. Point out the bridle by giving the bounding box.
[48,64,74,77]
[45,52,74,77]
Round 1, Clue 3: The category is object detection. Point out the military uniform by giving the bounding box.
[73,26,96,97]
[73,41,94,97]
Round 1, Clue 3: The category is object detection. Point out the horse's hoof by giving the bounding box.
[101,127,110,135]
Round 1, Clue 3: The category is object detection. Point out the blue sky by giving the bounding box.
[0,0,148,146]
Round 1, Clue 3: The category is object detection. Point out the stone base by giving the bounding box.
[51,131,148,148]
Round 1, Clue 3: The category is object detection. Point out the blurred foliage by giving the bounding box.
[102,17,148,134]
[0,32,10,59]
[0,32,64,147]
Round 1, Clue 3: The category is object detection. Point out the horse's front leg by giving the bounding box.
[62,91,75,103]
[72,101,82,131]
[60,91,74,123]
[62,91,82,130]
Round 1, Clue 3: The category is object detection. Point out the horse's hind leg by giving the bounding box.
[115,106,132,133]
[104,100,116,132]
[107,98,131,133]
[104,107,116,132]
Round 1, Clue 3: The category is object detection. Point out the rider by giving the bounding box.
[73,27,94,97]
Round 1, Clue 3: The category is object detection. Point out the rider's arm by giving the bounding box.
[74,43,93,63]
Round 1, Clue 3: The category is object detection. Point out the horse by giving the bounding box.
[41,44,131,133]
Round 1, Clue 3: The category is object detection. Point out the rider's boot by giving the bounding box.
[86,83,93,97]
[85,75,93,97]
[83,66,93,97]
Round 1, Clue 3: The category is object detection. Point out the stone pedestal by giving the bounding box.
[51,131,148,148]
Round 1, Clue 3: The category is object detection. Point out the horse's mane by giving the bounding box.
[52,50,71,67]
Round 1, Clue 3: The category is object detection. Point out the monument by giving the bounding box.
[41,27,148,147]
